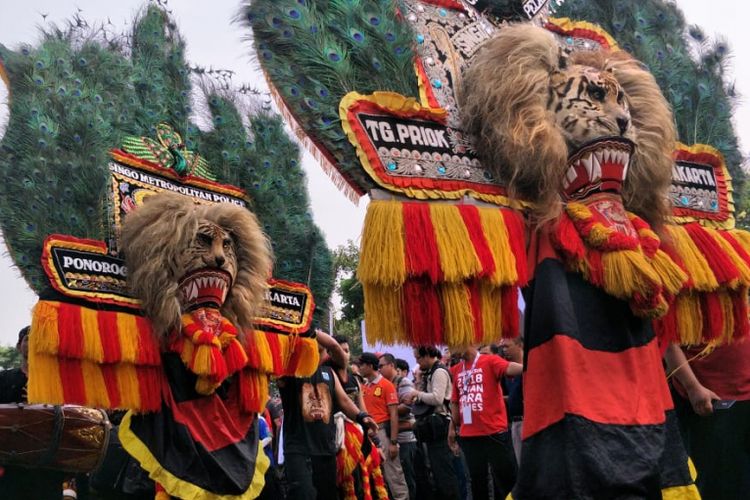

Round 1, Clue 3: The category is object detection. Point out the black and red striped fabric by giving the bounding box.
[513,235,695,498]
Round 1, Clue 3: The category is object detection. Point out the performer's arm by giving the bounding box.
[316,330,348,369]
[333,369,378,433]
[448,401,460,454]
[664,343,719,416]
[388,403,399,459]
[505,361,523,378]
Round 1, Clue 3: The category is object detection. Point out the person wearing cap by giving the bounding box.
[359,352,409,500]
[0,326,29,403]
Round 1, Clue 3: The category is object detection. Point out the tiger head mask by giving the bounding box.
[120,192,273,339]
[459,23,676,226]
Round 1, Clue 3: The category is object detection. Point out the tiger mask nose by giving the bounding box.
[617,117,630,135]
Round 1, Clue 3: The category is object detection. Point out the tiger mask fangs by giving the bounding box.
[120,192,273,339]
[459,23,676,226]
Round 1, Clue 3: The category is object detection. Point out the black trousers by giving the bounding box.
[460,432,517,500]
[414,439,461,500]
[399,441,418,500]
[284,453,339,500]
[674,393,750,500]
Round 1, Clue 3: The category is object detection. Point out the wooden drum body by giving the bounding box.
[0,403,110,473]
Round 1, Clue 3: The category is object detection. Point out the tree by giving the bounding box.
[0,345,21,371]
[331,240,364,356]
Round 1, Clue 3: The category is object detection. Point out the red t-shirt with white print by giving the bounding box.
[451,354,510,437]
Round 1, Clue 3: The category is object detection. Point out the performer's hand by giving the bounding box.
[687,384,720,416]
[388,442,399,460]
[361,415,378,435]
[447,425,460,456]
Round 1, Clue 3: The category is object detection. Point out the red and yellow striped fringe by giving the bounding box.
[29,300,319,413]
[29,300,163,412]
[554,202,688,319]
[358,199,527,347]
[655,223,750,346]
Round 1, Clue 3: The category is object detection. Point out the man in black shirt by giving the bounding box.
[279,331,377,500]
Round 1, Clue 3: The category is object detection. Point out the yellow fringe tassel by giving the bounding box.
[479,283,503,344]
[430,204,483,282]
[478,208,518,286]
[705,227,750,285]
[665,225,719,291]
[363,283,406,345]
[251,329,274,373]
[730,228,750,250]
[28,303,64,404]
[651,249,689,296]
[600,250,662,300]
[81,360,111,408]
[718,291,736,343]
[80,307,105,363]
[27,354,64,405]
[116,364,142,409]
[30,301,61,355]
[440,284,475,347]
[189,344,215,377]
[117,312,140,363]
[289,337,320,376]
[675,294,704,345]
[358,200,406,286]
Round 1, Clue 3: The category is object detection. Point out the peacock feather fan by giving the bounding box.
[242,0,419,197]
[0,4,334,316]
[556,0,746,216]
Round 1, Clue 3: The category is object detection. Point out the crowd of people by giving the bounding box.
[1,324,748,499]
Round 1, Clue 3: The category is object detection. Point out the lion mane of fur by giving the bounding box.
[459,23,676,226]
[120,192,273,339]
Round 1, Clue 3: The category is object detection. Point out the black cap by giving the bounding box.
[17,326,30,348]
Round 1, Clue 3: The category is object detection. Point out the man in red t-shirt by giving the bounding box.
[665,340,750,499]
[359,352,409,500]
[449,344,523,500]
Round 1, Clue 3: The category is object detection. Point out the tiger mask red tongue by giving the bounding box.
[178,268,232,310]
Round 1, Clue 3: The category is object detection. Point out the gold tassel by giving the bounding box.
[253,330,275,373]
[479,283,503,344]
[600,250,661,300]
[116,364,141,409]
[80,307,105,363]
[650,249,689,296]
[363,283,406,345]
[665,225,719,291]
[190,344,215,376]
[28,303,64,404]
[31,301,61,355]
[718,291,735,343]
[195,376,219,396]
[440,284,475,347]
[478,208,518,286]
[730,228,750,251]
[81,360,110,408]
[430,204,482,282]
[675,294,703,345]
[706,227,750,285]
[27,354,64,405]
[117,312,140,363]
[358,200,406,286]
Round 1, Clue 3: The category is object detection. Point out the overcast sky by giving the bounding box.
[0,0,748,345]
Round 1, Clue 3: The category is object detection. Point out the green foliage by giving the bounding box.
[0,345,21,371]
[557,0,747,213]
[0,5,334,312]
[243,0,419,191]
[331,240,363,346]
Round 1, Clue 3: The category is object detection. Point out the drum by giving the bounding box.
[0,403,110,473]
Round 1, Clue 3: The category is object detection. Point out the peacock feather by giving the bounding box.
[242,0,419,197]
[0,4,334,317]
